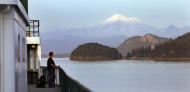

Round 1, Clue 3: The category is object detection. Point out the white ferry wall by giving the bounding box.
[0,1,29,92]
[0,0,17,4]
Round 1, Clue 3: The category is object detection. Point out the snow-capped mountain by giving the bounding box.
[101,14,140,24]
[41,14,190,54]
[42,14,159,39]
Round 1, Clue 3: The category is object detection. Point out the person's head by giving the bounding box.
[49,52,54,58]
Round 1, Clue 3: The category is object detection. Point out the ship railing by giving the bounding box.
[26,20,40,37]
[40,66,91,92]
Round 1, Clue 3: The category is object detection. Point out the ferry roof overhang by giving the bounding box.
[0,0,29,26]
[26,37,41,45]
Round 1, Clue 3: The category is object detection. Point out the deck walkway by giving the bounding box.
[28,85,61,92]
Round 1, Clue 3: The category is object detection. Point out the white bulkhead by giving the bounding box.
[0,0,18,4]
[0,0,29,92]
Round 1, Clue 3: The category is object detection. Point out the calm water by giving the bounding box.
[41,58,190,92]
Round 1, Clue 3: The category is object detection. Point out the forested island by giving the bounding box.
[70,43,122,61]
[126,32,190,61]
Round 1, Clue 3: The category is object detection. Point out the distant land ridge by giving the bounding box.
[126,32,190,61]
[41,53,70,58]
[117,33,169,57]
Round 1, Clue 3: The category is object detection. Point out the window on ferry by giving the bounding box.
[22,37,26,62]
[18,34,20,62]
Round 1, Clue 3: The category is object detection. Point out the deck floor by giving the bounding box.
[28,85,61,92]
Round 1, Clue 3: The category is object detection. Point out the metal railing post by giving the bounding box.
[55,68,60,85]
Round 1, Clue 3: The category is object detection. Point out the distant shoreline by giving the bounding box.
[41,53,70,58]
[125,57,190,61]
[70,56,123,61]
[42,56,190,61]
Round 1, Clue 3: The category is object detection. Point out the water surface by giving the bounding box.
[41,58,190,92]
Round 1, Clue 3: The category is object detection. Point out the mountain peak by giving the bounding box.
[102,14,141,24]
[144,33,157,38]
[166,25,178,30]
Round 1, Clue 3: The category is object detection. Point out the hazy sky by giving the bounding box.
[29,0,190,32]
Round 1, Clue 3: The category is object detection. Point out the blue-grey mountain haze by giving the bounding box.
[41,16,190,54]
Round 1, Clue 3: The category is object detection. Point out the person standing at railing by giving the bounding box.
[47,52,60,87]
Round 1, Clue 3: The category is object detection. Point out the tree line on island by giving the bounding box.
[126,32,190,60]
[70,43,122,61]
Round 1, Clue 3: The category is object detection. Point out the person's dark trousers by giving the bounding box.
[48,68,55,87]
